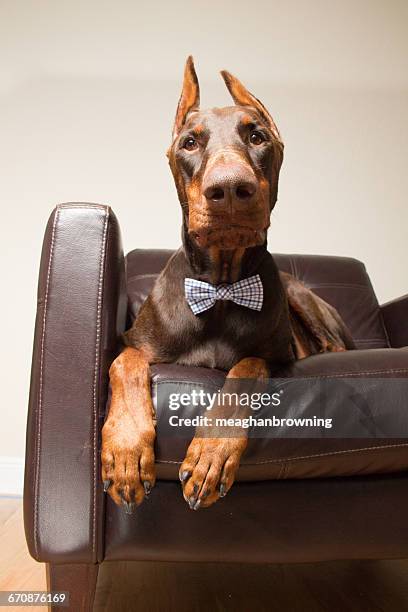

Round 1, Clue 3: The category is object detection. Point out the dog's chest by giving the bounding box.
[175,336,240,370]
[175,304,270,370]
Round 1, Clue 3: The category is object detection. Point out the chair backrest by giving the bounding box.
[125,249,389,350]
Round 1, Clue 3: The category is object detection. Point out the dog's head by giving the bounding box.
[168,56,284,251]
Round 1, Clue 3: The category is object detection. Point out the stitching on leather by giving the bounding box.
[246,442,408,465]
[354,342,389,347]
[152,368,408,387]
[155,442,408,466]
[284,368,408,379]
[354,338,388,343]
[92,207,109,560]
[353,337,390,342]
[154,380,223,387]
[379,307,392,348]
[34,207,59,559]
[58,204,108,210]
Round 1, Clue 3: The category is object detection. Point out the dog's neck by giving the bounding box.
[182,224,268,284]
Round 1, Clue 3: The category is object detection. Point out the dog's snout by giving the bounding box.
[235,182,256,201]
[203,162,258,205]
[204,184,225,202]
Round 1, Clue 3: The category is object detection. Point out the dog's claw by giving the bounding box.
[123,500,135,515]
[193,499,201,510]
[188,496,196,509]
[103,480,111,493]
[180,437,244,508]
[179,470,191,482]
[143,481,152,496]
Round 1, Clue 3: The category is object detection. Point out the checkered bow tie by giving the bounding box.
[185,274,263,315]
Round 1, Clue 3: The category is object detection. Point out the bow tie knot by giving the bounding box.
[216,284,234,301]
[185,275,263,315]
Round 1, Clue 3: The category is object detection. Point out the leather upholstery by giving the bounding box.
[381,294,408,348]
[104,475,408,563]
[126,249,390,350]
[149,355,408,481]
[25,215,408,565]
[24,204,126,563]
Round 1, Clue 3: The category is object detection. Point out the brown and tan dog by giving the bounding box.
[101,57,354,513]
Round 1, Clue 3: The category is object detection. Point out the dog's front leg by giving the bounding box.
[179,357,269,510]
[101,347,156,513]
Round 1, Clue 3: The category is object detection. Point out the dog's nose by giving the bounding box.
[203,163,258,204]
[235,181,257,200]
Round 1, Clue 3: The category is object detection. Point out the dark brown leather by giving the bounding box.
[381,294,408,348]
[26,224,408,566]
[149,352,408,481]
[104,475,408,563]
[126,250,390,350]
[24,203,126,563]
[46,562,98,612]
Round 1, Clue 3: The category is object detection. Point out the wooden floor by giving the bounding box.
[1,497,408,611]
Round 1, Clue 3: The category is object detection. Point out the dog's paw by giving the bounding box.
[179,437,246,509]
[101,412,155,513]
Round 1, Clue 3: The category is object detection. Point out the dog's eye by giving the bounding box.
[249,131,265,145]
[183,137,198,151]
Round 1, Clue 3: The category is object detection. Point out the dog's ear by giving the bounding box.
[221,70,282,143]
[172,56,200,141]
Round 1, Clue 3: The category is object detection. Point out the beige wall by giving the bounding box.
[1,0,407,463]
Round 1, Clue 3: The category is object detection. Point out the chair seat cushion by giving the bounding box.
[151,348,408,481]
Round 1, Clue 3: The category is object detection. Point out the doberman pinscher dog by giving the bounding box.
[101,57,354,513]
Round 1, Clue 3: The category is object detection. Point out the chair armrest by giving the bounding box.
[381,294,408,348]
[24,203,126,563]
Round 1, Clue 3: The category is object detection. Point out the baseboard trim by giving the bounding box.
[0,456,24,496]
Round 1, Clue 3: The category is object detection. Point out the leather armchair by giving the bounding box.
[24,204,408,611]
